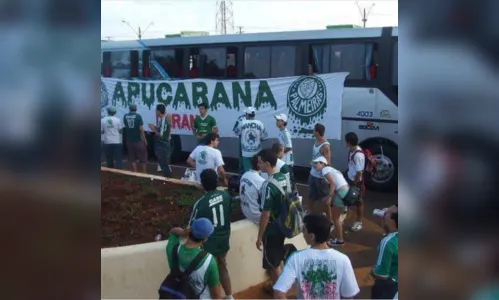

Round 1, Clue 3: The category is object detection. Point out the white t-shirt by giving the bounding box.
[239,170,265,223]
[322,166,348,190]
[347,146,365,181]
[189,145,224,184]
[278,128,294,166]
[274,248,360,299]
[101,116,124,144]
[234,119,268,157]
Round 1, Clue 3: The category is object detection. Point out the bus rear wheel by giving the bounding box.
[364,143,398,192]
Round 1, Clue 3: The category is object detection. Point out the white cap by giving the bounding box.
[274,113,288,122]
[244,106,256,114]
[311,156,328,164]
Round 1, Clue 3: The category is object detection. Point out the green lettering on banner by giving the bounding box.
[254,81,277,110]
[156,82,173,106]
[112,81,126,106]
[172,82,191,109]
[192,82,209,107]
[232,81,251,110]
[127,82,140,107]
[141,83,155,108]
[210,82,231,110]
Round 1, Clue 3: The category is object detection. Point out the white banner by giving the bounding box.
[100,73,348,140]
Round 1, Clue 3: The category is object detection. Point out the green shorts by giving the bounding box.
[332,188,349,208]
[241,157,253,173]
[202,235,230,256]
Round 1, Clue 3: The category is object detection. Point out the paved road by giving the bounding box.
[113,161,397,298]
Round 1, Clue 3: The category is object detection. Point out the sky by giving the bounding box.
[101,0,398,40]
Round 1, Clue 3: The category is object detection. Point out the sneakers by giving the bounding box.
[328,238,345,247]
[350,221,363,232]
[225,295,234,300]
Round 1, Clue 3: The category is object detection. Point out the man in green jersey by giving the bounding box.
[193,103,218,145]
[148,104,172,178]
[371,209,398,299]
[189,168,233,299]
[256,148,289,294]
[165,218,223,299]
[123,104,147,173]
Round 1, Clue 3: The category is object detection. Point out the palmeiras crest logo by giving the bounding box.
[286,76,327,137]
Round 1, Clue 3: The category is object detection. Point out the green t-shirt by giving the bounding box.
[157,116,171,141]
[194,115,217,138]
[260,172,288,236]
[373,232,398,282]
[123,112,144,143]
[189,190,232,239]
[165,233,220,292]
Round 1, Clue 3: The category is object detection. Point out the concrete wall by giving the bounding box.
[101,167,308,299]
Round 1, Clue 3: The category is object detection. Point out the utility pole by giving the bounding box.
[215,0,234,35]
[237,26,243,34]
[355,1,375,27]
[122,20,154,39]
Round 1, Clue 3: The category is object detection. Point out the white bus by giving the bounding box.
[101,26,398,191]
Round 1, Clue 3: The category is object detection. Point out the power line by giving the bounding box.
[215,0,234,35]
[121,20,154,39]
[237,26,244,34]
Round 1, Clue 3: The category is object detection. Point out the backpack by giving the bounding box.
[158,244,208,299]
[349,148,377,177]
[267,177,305,238]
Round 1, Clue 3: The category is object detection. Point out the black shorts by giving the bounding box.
[262,232,285,270]
[371,278,398,299]
[308,175,329,201]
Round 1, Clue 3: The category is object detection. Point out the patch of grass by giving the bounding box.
[141,186,158,197]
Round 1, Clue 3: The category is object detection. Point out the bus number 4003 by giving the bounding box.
[357,111,373,118]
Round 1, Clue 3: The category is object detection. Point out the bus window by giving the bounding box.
[310,43,377,80]
[392,41,398,86]
[150,48,183,79]
[189,48,199,78]
[244,46,270,78]
[271,46,296,78]
[199,47,227,78]
[102,52,112,77]
[111,51,131,79]
[226,46,238,78]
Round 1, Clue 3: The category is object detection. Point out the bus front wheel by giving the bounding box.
[364,143,398,192]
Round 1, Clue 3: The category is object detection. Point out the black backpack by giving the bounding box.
[158,244,208,299]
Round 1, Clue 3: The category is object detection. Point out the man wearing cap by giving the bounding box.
[275,113,296,191]
[123,104,147,173]
[165,218,223,299]
[189,168,234,299]
[101,106,124,169]
[234,107,268,173]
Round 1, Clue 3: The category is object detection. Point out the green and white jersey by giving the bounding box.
[194,114,217,136]
[165,233,220,299]
[234,119,268,157]
[123,112,144,143]
[278,128,294,166]
[260,172,289,236]
[373,232,398,282]
[190,190,232,239]
[157,116,171,141]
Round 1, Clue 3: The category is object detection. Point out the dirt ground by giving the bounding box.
[101,171,243,248]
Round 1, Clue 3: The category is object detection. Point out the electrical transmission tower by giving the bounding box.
[122,20,154,39]
[355,1,375,27]
[215,0,234,35]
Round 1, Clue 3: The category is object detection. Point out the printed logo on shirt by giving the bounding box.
[287,76,327,138]
[101,79,109,119]
[198,150,208,164]
[301,259,339,299]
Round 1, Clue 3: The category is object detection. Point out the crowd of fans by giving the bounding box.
[100,103,398,299]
